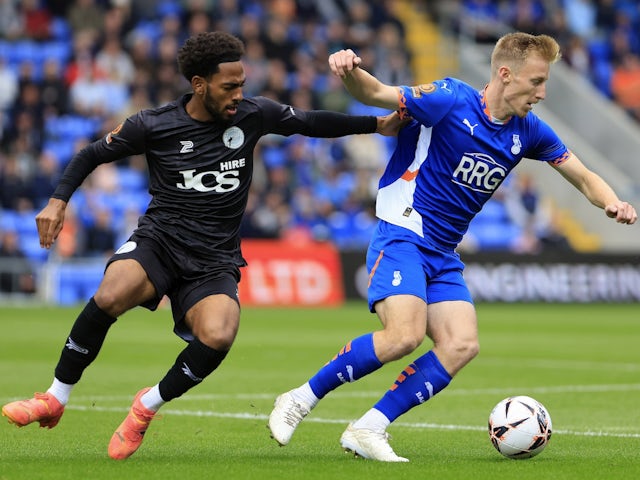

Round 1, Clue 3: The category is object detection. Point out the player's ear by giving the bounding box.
[498,66,511,84]
[192,76,205,95]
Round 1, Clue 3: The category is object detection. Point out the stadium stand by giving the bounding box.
[0,0,637,302]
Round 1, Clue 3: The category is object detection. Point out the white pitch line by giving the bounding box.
[63,405,640,439]
[57,383,640,402]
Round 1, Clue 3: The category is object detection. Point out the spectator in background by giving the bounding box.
[503,0,547,36]
[84,208,117,257]
[460,0,503,43]
[0,58,19,113]
[69,58,129,117]
[0,0,22,39]
[20,0,53,41]
[66,0,105,43]
[41,59,69,116]
[563,0,597,39]
[0,152,32,211]
[611,52,640,122]
[29,150,60,209]
[95,37,136,86]
[0,229,35,294]
[563,35,591,77]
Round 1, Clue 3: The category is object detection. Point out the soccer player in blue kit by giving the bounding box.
[268,32,638,462]
[1,31,404,460]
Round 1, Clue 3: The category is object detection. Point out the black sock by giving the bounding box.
[158,338,228,401]
[54,297,117,384]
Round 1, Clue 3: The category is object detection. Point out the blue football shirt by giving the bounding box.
[376,78,569,251]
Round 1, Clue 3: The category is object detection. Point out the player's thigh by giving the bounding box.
[184,294,240,350]
[373,294,427,362]
[94,259,156,316]
[375,294,427,339]
[426,300,478,375]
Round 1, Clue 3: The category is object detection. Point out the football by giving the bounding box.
[488,395,552,459]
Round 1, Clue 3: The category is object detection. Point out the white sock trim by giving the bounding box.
[140,385,165,412]
[352,408,391,433]
[291,382,319,408]
[47,378,74,406]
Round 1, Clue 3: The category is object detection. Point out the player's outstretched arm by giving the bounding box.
[328,49,399,111]
[35,198,67,249]
[553,152,637,225]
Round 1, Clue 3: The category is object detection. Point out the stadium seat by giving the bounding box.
[20,231,49,264]
[117,168,148,191]
[5,41,39,64]
[42,41,72,65]
[45,115,101,140]
[49,17,72,41]
[55,261,104,305]
[12,210,38,235]
[42,139,78,167]
[591,60,613,98]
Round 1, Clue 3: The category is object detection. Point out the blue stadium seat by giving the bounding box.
[592,60,613,98]
[42,41,73,66]
[471,199,510,224]
[55,261,104,305]
[12,210,38,235]
[117,168,148,191]
[587,38,611,63]
[45,115,100,141]
[49,17,72,41]
[467,220,521,250]
[6,41,39,64]
[0,210,18,231]
[42,139,78,167]
[20,231,49,264]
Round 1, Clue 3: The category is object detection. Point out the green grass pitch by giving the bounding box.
[0,302,638,479]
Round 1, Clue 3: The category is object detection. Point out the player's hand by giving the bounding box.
[604,201,637,224]
[328,49,362,78]
[35,198,67,248]
[376,111,412,136]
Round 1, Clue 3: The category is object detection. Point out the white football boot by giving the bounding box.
[268,391,311,446]
[340,423,409,462]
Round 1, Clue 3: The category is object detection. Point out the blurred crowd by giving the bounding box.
[1,0,635,295]
[448,0,640,121]
[0,0,410,281]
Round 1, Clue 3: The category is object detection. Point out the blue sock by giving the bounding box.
[309,333,382,399]
[374,350,452,423]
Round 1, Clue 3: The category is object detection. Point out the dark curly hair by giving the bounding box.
[177,31,245,82]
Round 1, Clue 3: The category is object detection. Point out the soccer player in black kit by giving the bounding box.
[1,31,404,460]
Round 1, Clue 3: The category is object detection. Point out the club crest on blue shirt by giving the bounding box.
[511,134,522,155]
[410,83,436,98]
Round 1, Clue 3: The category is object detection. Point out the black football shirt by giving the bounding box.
[53,94,376,266]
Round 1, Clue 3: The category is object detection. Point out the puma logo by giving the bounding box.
[463,118,478,136]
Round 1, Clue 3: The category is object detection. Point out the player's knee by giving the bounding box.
[399,334,424,356]
[451,337,479,364]
[383,331,424,359]
[93,291,126,317]
[195,323,238,351]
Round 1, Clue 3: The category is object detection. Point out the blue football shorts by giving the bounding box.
[366,221,473,312]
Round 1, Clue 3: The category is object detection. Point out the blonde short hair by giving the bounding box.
[490,32,561,77]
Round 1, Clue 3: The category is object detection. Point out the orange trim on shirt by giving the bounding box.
[397,87,408,119]
[401,169,419,181]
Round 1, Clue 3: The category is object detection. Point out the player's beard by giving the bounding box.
[203,85,235,126]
